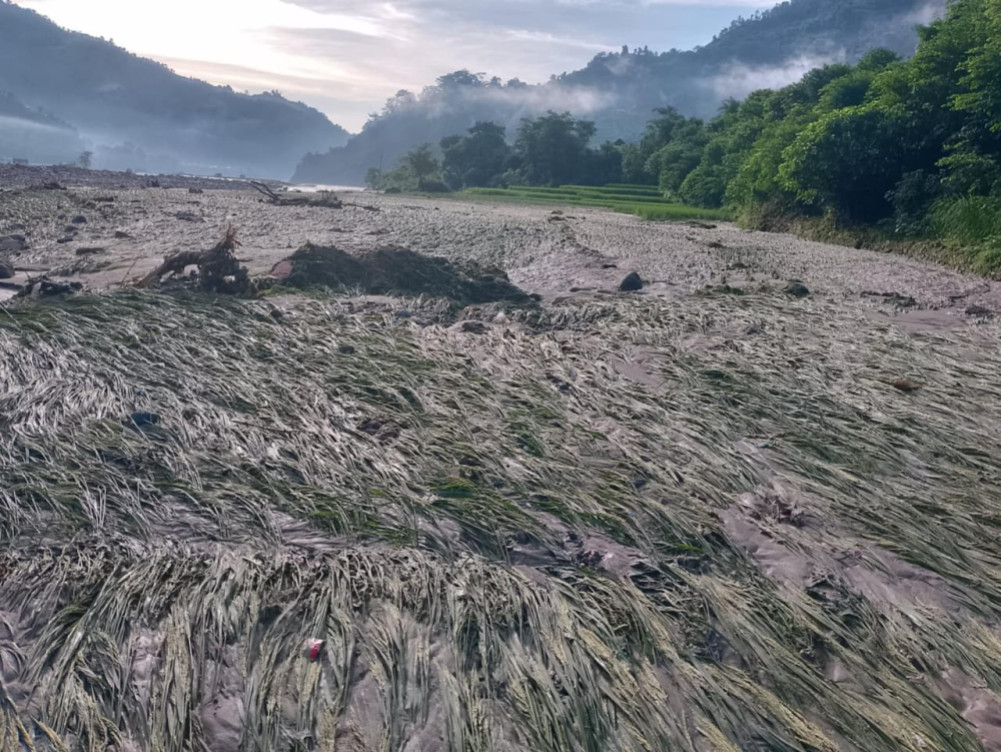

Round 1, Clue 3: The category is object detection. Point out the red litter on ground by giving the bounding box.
[307,639,324,662]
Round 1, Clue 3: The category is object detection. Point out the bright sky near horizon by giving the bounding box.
[13,0,775,131]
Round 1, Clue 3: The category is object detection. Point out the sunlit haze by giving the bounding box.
[13,0,774,131]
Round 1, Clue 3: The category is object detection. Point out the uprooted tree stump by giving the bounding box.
[250,182,380,211]
[250,181,343,208]
[137,226,250,294]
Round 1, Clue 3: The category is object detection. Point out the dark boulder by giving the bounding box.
[784,280,810,298]
[619,272,644,292]
[461,321,488,335]
[0,234,27,252]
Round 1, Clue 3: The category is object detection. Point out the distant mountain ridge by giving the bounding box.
[0,1,349,178]
[294,0,946,186]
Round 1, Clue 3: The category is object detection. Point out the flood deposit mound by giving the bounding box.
[272,243,532,305]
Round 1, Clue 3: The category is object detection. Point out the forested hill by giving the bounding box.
[0,1,349,178]
[293,0,945,186]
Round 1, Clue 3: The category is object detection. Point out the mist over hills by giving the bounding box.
[0,91,87,166]
[294,0,946,186]
[0,1,349,179]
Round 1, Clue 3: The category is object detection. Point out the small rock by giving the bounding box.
[884,378,923,393]
[965,304,992,317]
[174,211,201,222]
[861,291,916,309]
[619,271,644,292]
[188,187,204,194]
[784,280,810,298]
[0,260,14,279]
[492,312,509,325]
[461,321,488,335]
[358,418,402,443]
[71,215,87,224]
[129,412,161,428]
[56,236,74,244]
[114,230,131,239]
[0,234,27,252]
[75,247,106,256]
[601,263,618,269]
[38,279,83,296]
[395,309,412,319]
[338,344,356,355]
[63,225,79,234]
[358,419,383,436]
[699,284,745,296]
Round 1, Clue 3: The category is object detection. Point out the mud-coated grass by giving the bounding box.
[1,282,1001,751]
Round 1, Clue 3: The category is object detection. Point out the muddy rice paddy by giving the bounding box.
[1,171,1001,752]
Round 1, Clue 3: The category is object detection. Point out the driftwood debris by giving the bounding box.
[250,181,343,208]
[137,226,249,294]
[250,181,380,211]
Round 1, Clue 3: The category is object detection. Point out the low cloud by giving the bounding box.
[708,52,846,101]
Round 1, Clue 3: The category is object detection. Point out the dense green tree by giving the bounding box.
[939,0,1001,194]
[648,118,707,197]
[403,143,440,191]
[584,141,624,186]
[513,112,597,186]
[441,122,511,189]
[620,107,700,185]
[779,105,910,222]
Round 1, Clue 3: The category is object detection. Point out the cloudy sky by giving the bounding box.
[13,0,775,131]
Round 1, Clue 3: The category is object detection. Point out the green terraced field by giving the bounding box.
[461,184,731,222]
